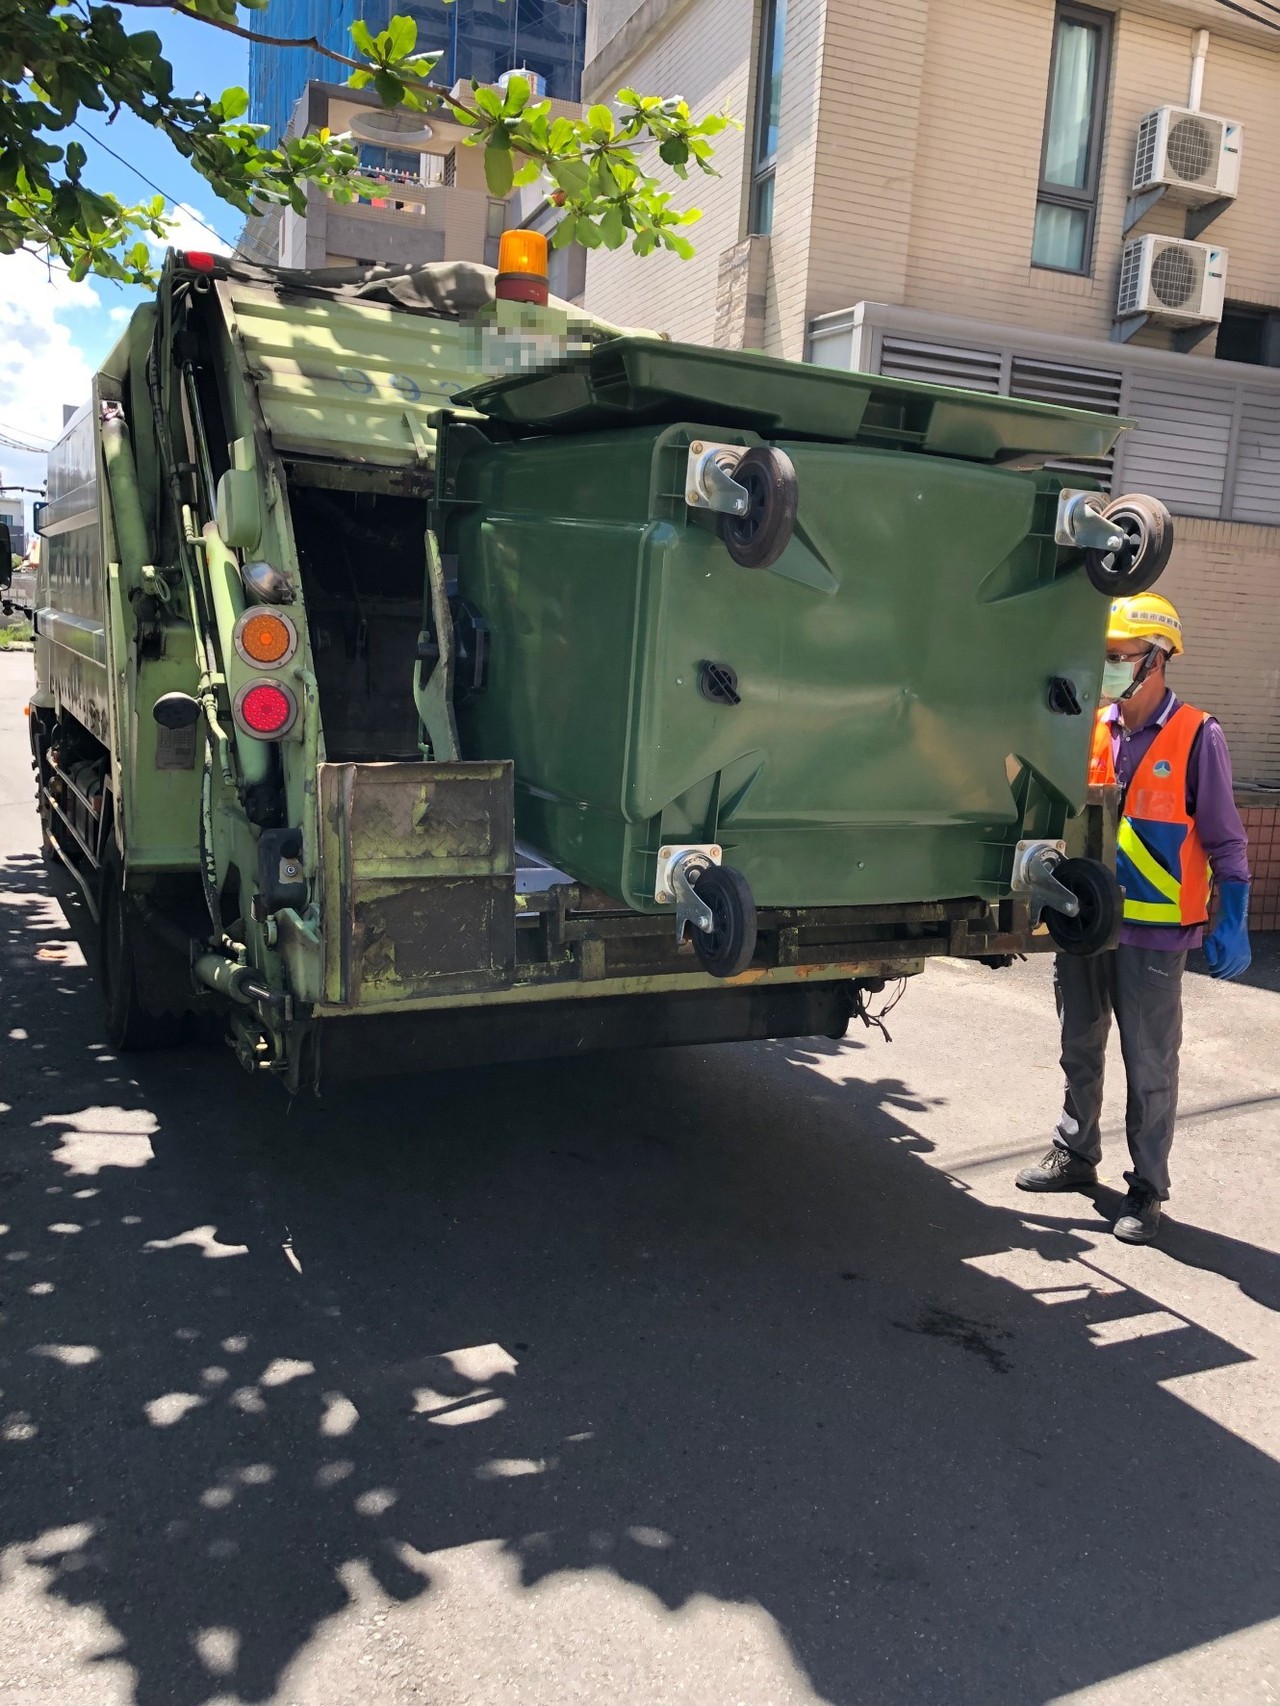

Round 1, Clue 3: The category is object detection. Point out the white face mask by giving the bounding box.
[1101,647,1161,703]
[1100,657,1141,701]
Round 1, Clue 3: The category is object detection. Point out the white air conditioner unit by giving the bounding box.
[1132,106,1242,203]
[1117,235,1226,325]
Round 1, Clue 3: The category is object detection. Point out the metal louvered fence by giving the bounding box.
[809,301,1280,523]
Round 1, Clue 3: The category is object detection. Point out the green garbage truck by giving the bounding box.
[25,247,1169,1090]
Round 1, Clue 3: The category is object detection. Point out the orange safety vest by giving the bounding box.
[1089,703,1212,928]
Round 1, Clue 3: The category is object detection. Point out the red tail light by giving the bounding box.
[233,680,297,739]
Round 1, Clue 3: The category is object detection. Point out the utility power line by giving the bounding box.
[71,120,237,248]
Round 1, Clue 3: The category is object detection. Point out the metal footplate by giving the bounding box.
[1055,490,1125,553]
[1011,839,1078,927]
[655,843,723,942]
[685,442,749,518]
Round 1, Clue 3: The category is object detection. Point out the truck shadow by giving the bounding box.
[3,849,1280,1706]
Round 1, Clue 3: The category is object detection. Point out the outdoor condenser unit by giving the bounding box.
[1116,234,1227,325]
[1132,106,1242,203]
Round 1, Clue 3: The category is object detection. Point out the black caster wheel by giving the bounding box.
[719,446,798,570]
[1084,494,1174,596]
[1044,857,1124,957]
[689,862,758,979]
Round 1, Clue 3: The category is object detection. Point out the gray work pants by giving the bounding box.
[1053,945,1186,1199]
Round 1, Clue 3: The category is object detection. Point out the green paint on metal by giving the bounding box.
[457,338,1131,464]
[443,411,1111,914]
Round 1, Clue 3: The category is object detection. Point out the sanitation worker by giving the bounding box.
[1015,592,1251,1243]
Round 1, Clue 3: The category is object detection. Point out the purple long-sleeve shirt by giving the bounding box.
[1103,689,1251,951]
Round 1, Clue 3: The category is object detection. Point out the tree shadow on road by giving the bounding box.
[3,848,1280,1705]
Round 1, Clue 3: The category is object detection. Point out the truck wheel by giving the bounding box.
[719,447,798,570]
[690,862,758,979]
[99,845,185,1052]
[1044,858,1123,957]
[1084,495,1173,596]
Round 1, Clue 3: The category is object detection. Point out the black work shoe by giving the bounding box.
[1113,1187,1162,1244]
[1015,1146,1099,1192]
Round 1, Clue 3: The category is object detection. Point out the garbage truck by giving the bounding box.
[24,242,1171,1090]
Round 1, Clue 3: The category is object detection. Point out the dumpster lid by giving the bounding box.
[456,337,1131,465]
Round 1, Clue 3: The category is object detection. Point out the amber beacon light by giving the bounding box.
[495,229,549,305]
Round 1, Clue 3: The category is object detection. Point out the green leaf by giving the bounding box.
[386,13,418,60]
[484,142,514,197]
[373,70,404,106]
[65,141,86,178]
[659,137,688,167]
[550,212,578,249]
[473,85,503,118]
[600,205,626,249]
[512,160,542,187]
[548,158,589,199]
[218,85,249,120]
[350,19,377,56]
[501,74,529,115]
[587,103,614,137]
[576,217,604,249]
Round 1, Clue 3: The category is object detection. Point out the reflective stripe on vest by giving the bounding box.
[1088,704,1212,928]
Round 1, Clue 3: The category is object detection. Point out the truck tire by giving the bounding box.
[99,844,186,1052]
[28,712,56,862]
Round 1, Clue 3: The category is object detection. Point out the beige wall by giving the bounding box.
[583,0,1280,360]
[1160,520,1280,787]
[894,1,1280,350]
[582,0,753,346]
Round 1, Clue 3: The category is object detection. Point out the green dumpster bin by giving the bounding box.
[437,340,1160,972]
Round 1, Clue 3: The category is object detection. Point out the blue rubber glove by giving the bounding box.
[1203,881,1252,980]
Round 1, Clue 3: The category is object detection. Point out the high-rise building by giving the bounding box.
[250,0,587,146]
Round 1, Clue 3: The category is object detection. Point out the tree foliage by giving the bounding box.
[0,0,730,283]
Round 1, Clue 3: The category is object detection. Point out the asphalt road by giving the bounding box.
[2,648,1279,1706]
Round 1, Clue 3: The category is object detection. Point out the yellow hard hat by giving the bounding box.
[1107,593,1183,656]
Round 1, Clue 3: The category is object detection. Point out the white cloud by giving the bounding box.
[0,252,102,511]
[150,201,232,258]
[0,204,228,526]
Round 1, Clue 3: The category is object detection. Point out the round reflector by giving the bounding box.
[234,680,297,739]
[234,609,297,667]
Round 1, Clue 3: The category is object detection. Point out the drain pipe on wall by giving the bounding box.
[1188,28,1210,111]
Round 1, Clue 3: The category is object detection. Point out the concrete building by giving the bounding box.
[238,79,580,272]
[582,0,1280,926]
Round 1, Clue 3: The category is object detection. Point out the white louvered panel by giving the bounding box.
[1230,390,1280,525]
[1010,356,1123,490]
[878,337,1002,393]
[1119,375,1236,517]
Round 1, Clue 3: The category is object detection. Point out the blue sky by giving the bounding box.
[0,9,251,519]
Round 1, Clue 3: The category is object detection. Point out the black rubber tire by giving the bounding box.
[689,862,758,979]
[1044,858,1124,957]
[99,844,185,1052]
[719,447,798,570]
[1083,494,1174,596]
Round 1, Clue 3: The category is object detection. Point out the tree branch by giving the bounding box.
[111,2,489,127]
